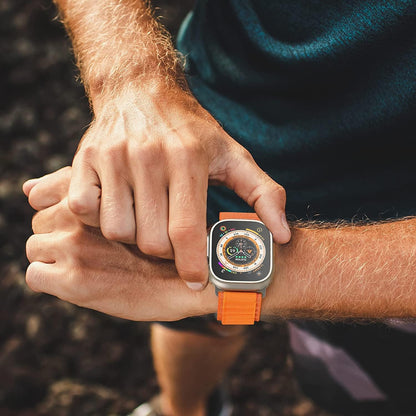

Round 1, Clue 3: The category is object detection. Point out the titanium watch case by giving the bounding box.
[208,219,274,295]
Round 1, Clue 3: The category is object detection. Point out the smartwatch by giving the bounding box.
[208,212,274,325]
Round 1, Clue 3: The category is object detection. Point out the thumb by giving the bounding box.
[223,149,291,244]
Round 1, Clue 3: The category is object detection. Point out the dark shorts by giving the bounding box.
[158,314,222,337]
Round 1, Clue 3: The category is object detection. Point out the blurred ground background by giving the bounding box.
[0,1,337,415]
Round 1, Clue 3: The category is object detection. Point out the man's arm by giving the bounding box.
[54,0,185,102]
[50,0,291,290]
[24,168,416,320]
[265,219,416,319]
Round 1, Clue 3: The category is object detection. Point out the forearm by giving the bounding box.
[264,218,416,319]
[26,169,416,321]
[54,0,186,105]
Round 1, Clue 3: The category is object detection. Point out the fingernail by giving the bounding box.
[281,213,290,233]
[185,281,205,291]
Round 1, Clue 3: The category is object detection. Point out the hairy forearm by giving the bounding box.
[25,168,416,321]
[54,0,186,103]
[263,218,416,319]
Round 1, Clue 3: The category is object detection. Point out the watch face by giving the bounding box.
[210,219,273,283]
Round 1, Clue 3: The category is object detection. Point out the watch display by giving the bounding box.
[217,230,265,272]
[210,220,273,283]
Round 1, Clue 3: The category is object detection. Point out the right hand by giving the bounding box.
[28,86,291,289]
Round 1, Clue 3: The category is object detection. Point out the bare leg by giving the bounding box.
[151,323,246,416]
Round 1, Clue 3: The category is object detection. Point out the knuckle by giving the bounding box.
[130,142,161,166]
[27,189,38,209]
[59,166,72,175]
[177,265,206,283]
[248,177,286,208]
[103,141,125,160]
[268,180,287,202]
[28,186,47,210]
[77,144,95,162]
[68,192,93,216]
[246,185,262,207]
[117,229,136,243]
[31,211,42,233]
[101,224,130,242]
[65,227,85,250]
[25,235,37,262]
[169,140,204,163]
[224,145,254,177]
[169,222,198,243]
[185,141,204,158]
[137,239,172,259]
[25,262,43,292]
[238,146,254,162]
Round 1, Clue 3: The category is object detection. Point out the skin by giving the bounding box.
[27,3,415,415]
[25,168,217,321]
[49,0,291,291]
[24,168,416,321]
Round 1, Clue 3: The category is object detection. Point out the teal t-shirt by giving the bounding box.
[177,0,416,222]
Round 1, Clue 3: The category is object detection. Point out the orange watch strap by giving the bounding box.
[219,212,260,220]
[216,212,262,325]
[217,291,262,325]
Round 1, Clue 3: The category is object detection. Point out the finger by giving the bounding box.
[99,170,136,244]
[68,155,101,227]
[27,167,72,210]
[31,198,74,234]
[32,210,55,234]
[26,234,57,264]
[23,178,41,196]
[133,163,173,259]
[26,261,59,294]
[168,158,209,289]
[224,148,291,244]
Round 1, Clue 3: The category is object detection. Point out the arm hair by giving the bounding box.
[54,0,188,101]
[263,217,416,320]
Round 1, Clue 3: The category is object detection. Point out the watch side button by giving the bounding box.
[207,236,210,259]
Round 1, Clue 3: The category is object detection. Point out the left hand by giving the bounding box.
[24,167,217,321]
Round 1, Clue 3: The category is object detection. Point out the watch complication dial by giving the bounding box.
[216,230,266,272]
[223,238,257,264]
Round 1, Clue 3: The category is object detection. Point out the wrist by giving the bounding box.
[261,227,308,319]
[90,78,191,116]
[196,284,218,316]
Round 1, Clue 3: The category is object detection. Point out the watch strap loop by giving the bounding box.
[217,291,262,325]
[219,212,260,221]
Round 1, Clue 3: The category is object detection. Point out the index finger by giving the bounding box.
[168,160,209,290]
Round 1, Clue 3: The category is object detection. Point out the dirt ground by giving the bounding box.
[0,1,337,415]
